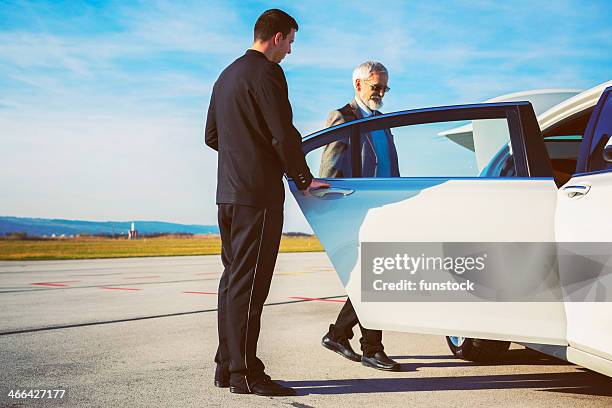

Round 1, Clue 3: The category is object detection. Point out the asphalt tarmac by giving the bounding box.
[1,253,610,407]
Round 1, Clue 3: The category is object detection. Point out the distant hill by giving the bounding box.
[0,216,219,237]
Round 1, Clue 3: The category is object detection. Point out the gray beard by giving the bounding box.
[366,98,383,111]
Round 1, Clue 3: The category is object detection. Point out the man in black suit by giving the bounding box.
[205,9,328,397]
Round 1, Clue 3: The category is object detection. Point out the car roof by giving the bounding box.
[438,82,611,151]
[538,80,612,131]
[438,89,582,141]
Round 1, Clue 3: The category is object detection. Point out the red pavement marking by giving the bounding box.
[183,291,217,295]
[31,281,81,287]
[123,276,160,279]
[99,287,142,291]
[289,296,347,303]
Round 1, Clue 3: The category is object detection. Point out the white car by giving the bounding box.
[290,81,612,376]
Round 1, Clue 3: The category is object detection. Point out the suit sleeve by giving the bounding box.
[256,65,313,190]
[204,87,218,151]
[319,110,349,178]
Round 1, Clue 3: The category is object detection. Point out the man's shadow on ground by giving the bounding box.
[279,348,612,397]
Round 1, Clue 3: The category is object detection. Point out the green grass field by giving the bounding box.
[0,235,324,261]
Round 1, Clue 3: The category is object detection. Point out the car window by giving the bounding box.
[587,93,612,173]
[543,136,582,181]
[544,137,582,160]
[307,126,354,178]
[309,118,518,178]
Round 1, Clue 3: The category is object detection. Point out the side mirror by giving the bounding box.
[604,134,612,163]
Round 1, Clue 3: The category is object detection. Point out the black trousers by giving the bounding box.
[214,203,283,387]
[328,298,384,356]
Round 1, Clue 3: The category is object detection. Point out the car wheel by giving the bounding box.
[446,336,511,362]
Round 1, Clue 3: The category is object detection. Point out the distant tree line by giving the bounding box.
[1,232,196,240]
[1,232,313,240]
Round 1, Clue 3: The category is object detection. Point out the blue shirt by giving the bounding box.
[370,129,391,177]
[356,98,392,177]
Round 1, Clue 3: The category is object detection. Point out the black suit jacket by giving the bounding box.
[205,49,313,210]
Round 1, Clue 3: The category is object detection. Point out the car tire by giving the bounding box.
[446,336,511,362]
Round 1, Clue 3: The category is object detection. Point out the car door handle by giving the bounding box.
[309,187,355,198]
[563,185,590,198]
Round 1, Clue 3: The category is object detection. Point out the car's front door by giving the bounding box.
[289,102,568,345]
[555,87,612,364]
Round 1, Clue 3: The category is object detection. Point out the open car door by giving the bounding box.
[289,102,568,346]
[555,86,612,372]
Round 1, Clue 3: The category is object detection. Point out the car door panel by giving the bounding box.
[290,103,568,345]
[556,87,612,361]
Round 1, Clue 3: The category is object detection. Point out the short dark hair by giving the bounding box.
[254,9,298,41]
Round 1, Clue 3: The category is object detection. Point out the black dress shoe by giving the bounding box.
[230,379,296,396]
[361,351,401,371]
[322,333,362,362]
[214,365,229,388]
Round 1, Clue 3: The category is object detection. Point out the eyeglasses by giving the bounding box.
[364,80,390,94]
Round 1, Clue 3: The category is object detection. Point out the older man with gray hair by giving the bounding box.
[319,61,400,371]
[319,60,399,179]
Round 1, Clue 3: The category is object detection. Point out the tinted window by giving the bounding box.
[307,127,353,178]
[310,118,517,178]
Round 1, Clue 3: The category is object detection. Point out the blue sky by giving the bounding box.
[0,0,611,232]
